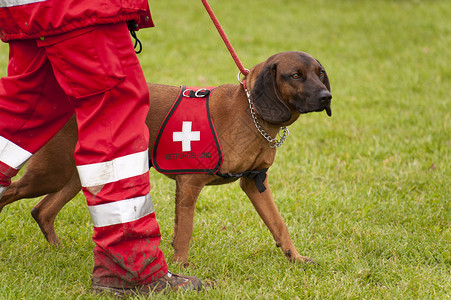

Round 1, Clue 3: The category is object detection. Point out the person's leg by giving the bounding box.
[42,23,200,291]
[0,40,74,199]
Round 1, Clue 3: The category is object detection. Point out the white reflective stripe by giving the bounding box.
[0,136,32,169]
[76,150,149,187]
[0,186,6,200]
[88,194,154,227]
[0,0,47,7]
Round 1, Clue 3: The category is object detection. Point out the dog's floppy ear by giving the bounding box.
[250,64,292,124]
[316,59,331,92]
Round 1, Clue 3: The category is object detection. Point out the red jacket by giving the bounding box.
[0,0,154,42]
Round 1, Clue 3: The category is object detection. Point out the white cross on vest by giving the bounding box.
[173,121,200,152]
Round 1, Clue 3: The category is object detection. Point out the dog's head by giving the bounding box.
[246,51,332,125]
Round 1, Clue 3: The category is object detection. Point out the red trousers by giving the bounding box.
[0,23,168,288]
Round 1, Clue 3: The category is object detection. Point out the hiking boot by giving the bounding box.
[92,271,202,297]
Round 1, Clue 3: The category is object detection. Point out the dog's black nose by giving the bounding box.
[318,90,332,104]
[317,90,332,117]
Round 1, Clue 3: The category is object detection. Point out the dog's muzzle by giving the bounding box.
[298,90,332,116]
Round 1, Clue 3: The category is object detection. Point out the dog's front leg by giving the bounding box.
[172,175,206,267]
[240,175,313,263]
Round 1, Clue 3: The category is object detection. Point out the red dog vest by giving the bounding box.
[152,86,223,174]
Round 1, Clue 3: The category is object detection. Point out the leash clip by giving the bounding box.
[237,70,249,86]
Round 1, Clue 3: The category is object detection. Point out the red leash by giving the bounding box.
[201,0,249,76]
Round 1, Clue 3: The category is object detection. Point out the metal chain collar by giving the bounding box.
[240,77,289,148]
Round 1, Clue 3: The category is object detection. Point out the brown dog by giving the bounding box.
[0,51,332,265]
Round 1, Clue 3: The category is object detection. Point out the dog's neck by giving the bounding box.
[240,79,289,148]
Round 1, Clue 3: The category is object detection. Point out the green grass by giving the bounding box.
[1,0,450,299]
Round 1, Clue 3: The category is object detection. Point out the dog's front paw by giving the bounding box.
[294,254,315,264]
[173,255,190,268]
[284,249,314,264]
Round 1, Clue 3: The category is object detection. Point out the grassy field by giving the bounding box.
[0,0,450,299]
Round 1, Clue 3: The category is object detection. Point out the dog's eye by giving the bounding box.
[291,73,301,80]
[319,70,325,78]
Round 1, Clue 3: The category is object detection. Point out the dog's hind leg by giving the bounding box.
[31,170,82,245]
[0,117,77,214]
[0,160,70,213]
[172,174,210,267]
[0,181,21,213]
[240,174,313,264]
